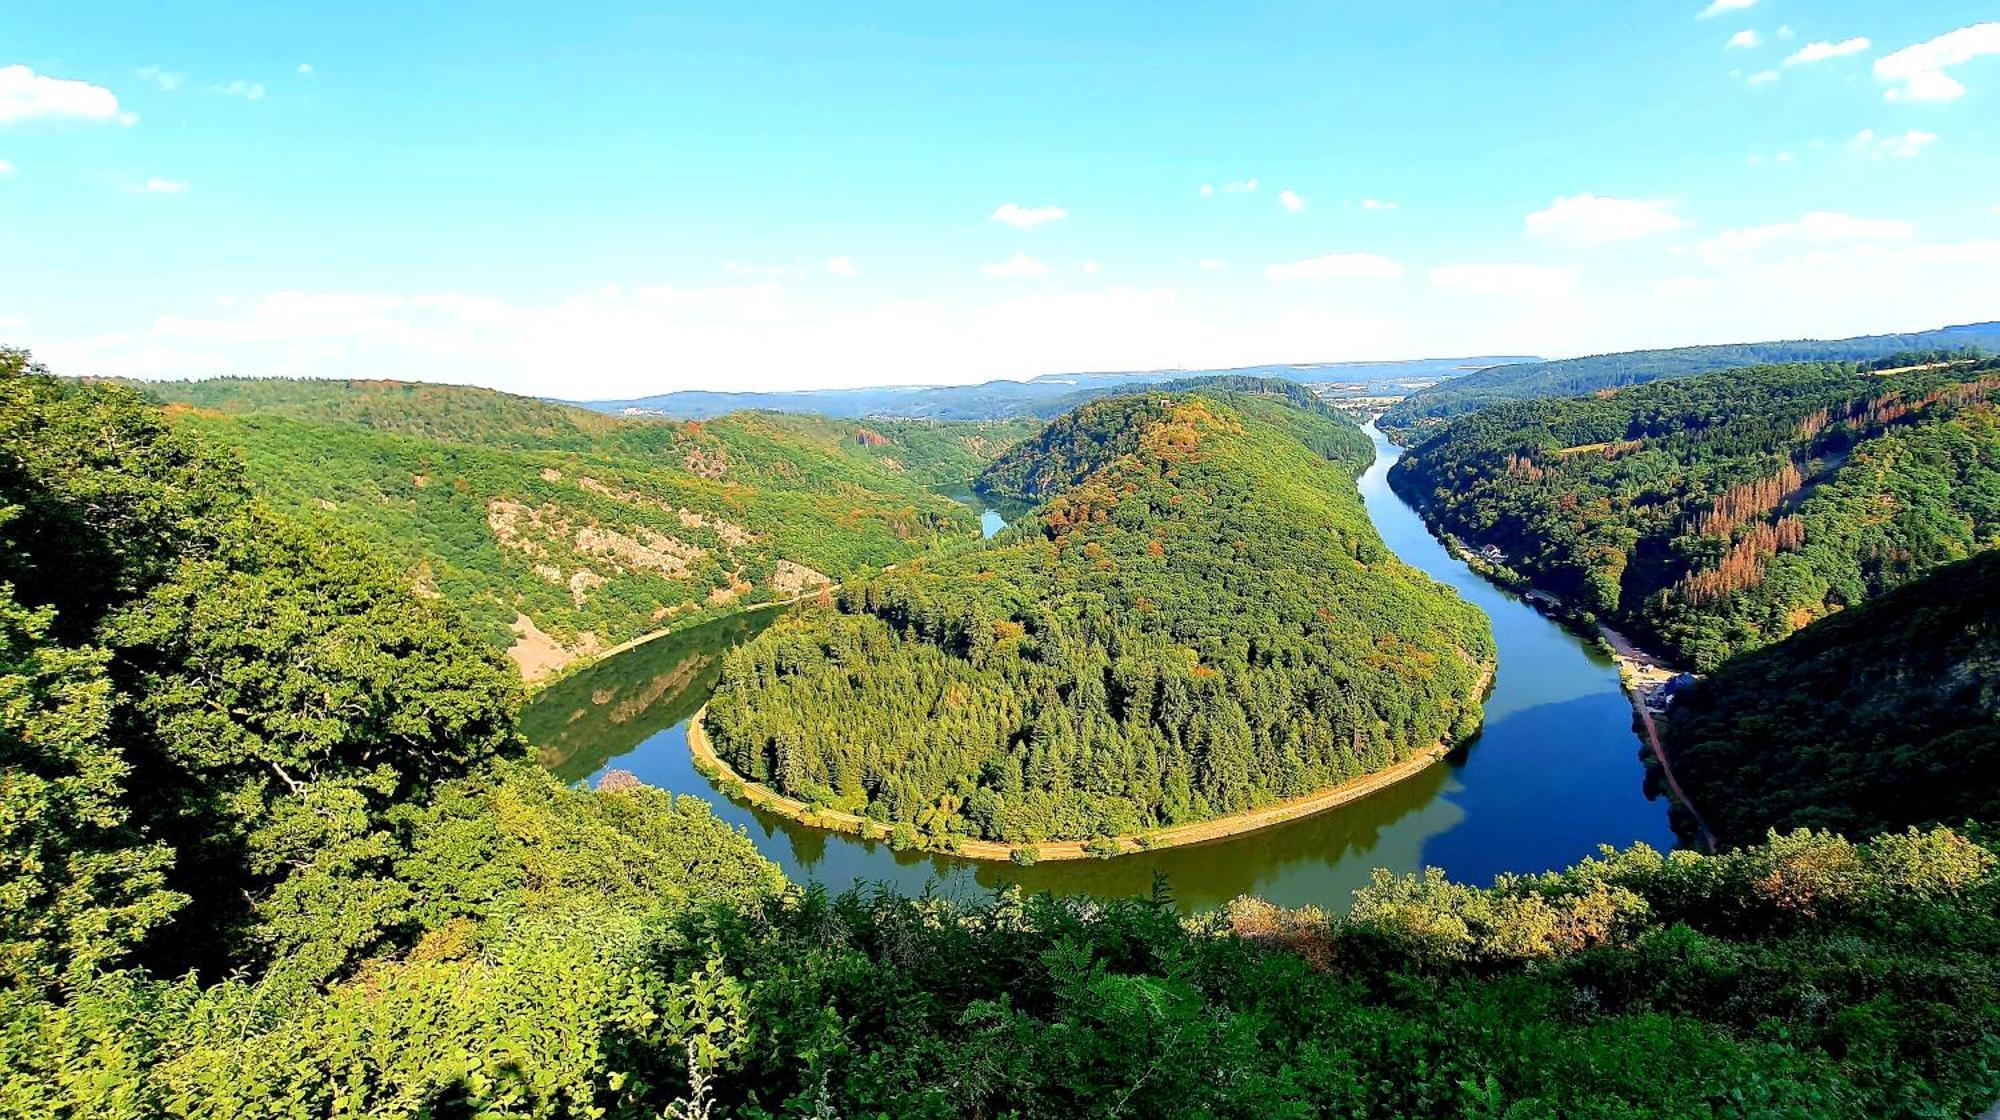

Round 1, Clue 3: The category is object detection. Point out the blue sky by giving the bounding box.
[3,2,1998,396]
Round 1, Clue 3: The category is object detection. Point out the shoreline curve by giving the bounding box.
[683,662,1492,863]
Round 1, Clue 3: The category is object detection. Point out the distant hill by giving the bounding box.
[1660,549,2000,847]
[130,377,1036,681]
[1380,322,2000,433]
[578,355,1532,421]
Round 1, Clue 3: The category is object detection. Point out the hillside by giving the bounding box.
[10,348,2000,1118]
[702,379,1494,847]
[1379,322,2000,434]
[1390,355,2000,669]
[583,355,1529,421]
[1660,549,2000,847]
[132,378,1034,682]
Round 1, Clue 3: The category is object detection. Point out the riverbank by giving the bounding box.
[524,586,835,696]
[685,668,1491,863]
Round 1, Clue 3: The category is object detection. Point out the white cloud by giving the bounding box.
[1728,30,1761,49]
[1199,259,1226,271]
[211,79,266,101]
[1747,69,1780,86]
[982,252,1050,279]
[824,256,857,277]
[1785,38,1871,66]
[1221,177,1258,193]
[1081,259,1100,275]
[1429,262,1574,300]
[724,261,789,278]
[297,63,315,77]
[1525,193,1686,246]
[1777,25,1795,39]
[1697,0,1754,19]
[0,159,11,175]
[1875,23,2000,102]
[1264,252,1403,281]
[144,177,189,194]
[989,202,1067,230]
[1278,189,1307,213]
[1697,210,1914,265]
[0,65,128,125]
[138,65,183,92]
[1850,128,1938,159]
[1360,198,1399,211]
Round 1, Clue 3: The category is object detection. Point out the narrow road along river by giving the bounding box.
[522,421,1674,912]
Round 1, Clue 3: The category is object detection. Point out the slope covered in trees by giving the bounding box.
[131,377,1032,681]
[1391,355,2000,669]
[1379,322,2000,434]
[8,348,2000,1117]
[1660,549,2000,847]
[704,381,1495,846]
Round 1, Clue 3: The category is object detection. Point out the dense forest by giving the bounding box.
[1379,322,2000,433]
[1390,354,2000,669]
[132,377,1034,681]
[8,350,2000,1116]
[1659,549,2000,847]
[704,380,1495,846]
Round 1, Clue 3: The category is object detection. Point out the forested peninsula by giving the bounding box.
[702,379,1494,849]
[1390,354,2000,669]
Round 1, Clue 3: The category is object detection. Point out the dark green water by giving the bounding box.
[523,423,1674,911]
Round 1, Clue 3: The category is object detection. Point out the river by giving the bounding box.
[522,421,1674,912]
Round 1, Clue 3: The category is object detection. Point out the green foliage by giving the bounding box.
[705,381,1493,842]
[136,377,1030,671]
[1380,324,2000,432]
[1391,355,2000,668]
[1661,550,2000,846]
[1,357,519,979]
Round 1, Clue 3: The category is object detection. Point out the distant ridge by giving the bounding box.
[574,355,1534,421]
[1380,321,2000,432]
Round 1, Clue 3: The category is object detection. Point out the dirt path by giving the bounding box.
[685,666,1492,863]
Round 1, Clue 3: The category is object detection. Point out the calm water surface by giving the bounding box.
[523,422,1674,911]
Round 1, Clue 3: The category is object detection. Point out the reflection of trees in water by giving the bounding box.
[521,606,787,782]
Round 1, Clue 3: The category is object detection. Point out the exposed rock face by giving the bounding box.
[771,560,832,595]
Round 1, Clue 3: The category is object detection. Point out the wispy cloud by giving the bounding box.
[1264,252,1403,281]
[1360,198,1399,211]
[1525,193,1686,245]
[1875,22,2000,102]
[989,202,1067,230]
[138,65,183,92]
[1199,258,1226,271]
[0,65,131,125]
[1785,38,1871,66]
[1220,177,1258,194]
[982,252,1050,278]
[1697,210,1914,265]
[296,63,316,77]
[1697,0,1754,20]
[1747,69,1780,86]
[211,79,266,101]
[1727,29,1760,49]
[1850,128,1938,159]
[825,256,857,277]
[0,159,13,175]
[144,177,189,194]
[1279,189,1307,213]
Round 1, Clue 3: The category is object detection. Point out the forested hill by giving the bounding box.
[1391,354,2000,669]
[1660,549,2000,848]
[1379,321,2000,434]
[703,380,1495,847]
[128,377,1035,681]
